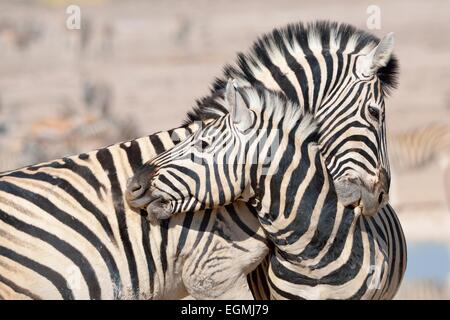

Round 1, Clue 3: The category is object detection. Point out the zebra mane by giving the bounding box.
[185,20,399,124]
[189,83,318,140]
[240,85,317,134]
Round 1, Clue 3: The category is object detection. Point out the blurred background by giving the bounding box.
[0,0,449,299]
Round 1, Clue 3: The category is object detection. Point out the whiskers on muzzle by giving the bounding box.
[334,168,389,217]
[125,164,173,222]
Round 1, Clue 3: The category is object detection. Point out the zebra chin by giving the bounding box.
[334,177,389,217]
[145,197,174,222]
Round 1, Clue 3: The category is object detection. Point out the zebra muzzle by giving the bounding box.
[145,196,173,222]
[126,164,159,208]
[334,175,388,217]
[126,179,174,221]
[126,176,151,208]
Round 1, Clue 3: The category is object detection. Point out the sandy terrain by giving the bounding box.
[0,0,449,299]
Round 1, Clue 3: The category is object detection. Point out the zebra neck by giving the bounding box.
[104,123,202,166]
[251,135,364,266]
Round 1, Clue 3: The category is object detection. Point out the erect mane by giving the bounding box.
[185,20,399,125]
[239,85,306,130]
[190,83,316,140]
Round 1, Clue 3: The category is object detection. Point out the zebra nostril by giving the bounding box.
[378,191,384,204]
[131,184,142,194]
[127,179,145,198]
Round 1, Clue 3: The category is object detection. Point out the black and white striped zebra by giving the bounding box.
[0,123,271,299]
[387,122,450,210]
[0,20,404,300]
[184,21,398,217]
[388,123,450,172]
[0,107,404,300]
[128,82,406,299]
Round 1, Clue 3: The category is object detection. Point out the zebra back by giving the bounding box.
[0,122,270,299]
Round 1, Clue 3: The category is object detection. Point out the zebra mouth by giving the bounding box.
[126,180,175,221]
[348,198,364,216]
[145,196,173,221]
[127,191,152,208]
[349,198,362,209]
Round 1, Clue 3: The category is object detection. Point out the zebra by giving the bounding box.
[181,21,399,217]
[388,123,450,172]
[126,81,406,299]
[0,102,403,300]
[0,91,405,300]
[0,20,403,299]
[0,113,405,301]
[387,122,450,210]
[0,122,273,299]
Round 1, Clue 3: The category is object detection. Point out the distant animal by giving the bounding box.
[388,123,450,210]
[388,123,450,172]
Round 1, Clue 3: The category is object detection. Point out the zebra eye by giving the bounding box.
[195,139,210,151]
[368,106,380,121]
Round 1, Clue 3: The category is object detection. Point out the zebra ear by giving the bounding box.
[358,33,395,76]
[225,79,253,132]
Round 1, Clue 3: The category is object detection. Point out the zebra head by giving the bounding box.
[126,81,260,220]
[180,23,398,218]
[314,33,396,217]
[127,80,382,220]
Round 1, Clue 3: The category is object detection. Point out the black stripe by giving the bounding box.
[193,209,212,248]
[28,158,105,199]
[332,163,374,183]
[175,213,194,259]
[266,125,288,220]
[312,208,355,269]
[387,203,406,286]
[0,181,122,298]
[0,209,101,299]
[121,140,160,295]
[381,206,400,294]
[272,29,310,111]
[120,140,143,171]
[140,215,156,294]
[0,245,74,300]
[158,173,185,202]
[226,204,267,243]
[234,54,266,89]
[0,273,42,300]
[159,219,170,278]
[163,164,201,206]
[319,224,364,286]
[292,24,322,109]
[350,221,375,300]
[149,134,166,154]
[298,187,337,260]
[247,255,270,300]
[276,150,324,244]
[79,153,89,160]
[6,171,115,243]
[96,148,139,298]
[269,225,364,287]
[318,83,366,143]
[190,232,215,276]
[253,37,299,104]
[319,29,334,99]
[267,256,305,300]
